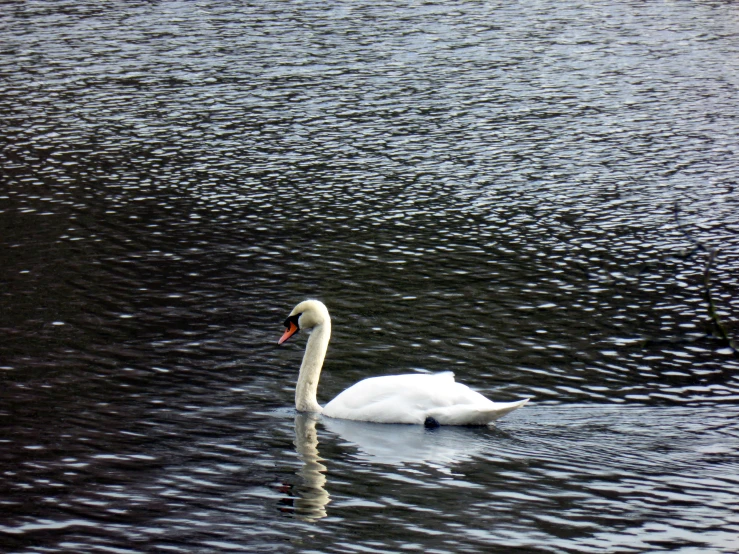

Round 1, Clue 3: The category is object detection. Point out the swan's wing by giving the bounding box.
[323,373,452,424]
[322,372,521,425]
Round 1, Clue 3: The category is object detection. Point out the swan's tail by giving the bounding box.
[427,398,529,426]
[482,398,529,425]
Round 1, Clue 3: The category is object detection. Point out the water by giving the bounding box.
[2,0,739,552]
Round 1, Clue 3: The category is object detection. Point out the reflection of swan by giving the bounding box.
[322,417,495,466]
[279,300,529,425]
[291,414,330,521]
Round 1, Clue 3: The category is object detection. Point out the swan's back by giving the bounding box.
[322,372,527,425]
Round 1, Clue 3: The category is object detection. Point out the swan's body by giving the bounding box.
[279,299,528,426]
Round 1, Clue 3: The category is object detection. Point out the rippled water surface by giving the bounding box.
[2,1,739,552]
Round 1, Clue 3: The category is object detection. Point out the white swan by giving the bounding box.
[278,299,529,426]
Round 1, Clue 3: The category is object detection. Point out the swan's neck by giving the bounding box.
[295,319,330,413]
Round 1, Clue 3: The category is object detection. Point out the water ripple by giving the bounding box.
[3,0,739,552]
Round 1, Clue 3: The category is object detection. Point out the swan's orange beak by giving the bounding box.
[278,321,299,345]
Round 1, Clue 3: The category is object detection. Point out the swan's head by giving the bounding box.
[278,299,330,345]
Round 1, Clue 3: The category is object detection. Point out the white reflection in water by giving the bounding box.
[289,414,499,519]
[291,414,330,521]
[322,417,494,466]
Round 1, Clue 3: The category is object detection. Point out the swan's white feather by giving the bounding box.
[281,299,529,426]
[323,371,528,425]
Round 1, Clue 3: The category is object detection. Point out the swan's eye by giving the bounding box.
[278,313,302,345]
[283,313,301,330]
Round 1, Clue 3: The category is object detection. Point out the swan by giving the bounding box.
[278,299,529,426]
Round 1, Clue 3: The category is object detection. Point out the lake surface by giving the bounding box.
[2,0,739,552]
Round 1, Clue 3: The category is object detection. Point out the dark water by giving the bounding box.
[2,0,739,552]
